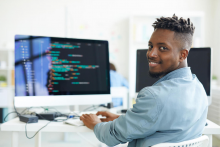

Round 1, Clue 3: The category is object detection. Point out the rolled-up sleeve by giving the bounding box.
[93,88,163,146]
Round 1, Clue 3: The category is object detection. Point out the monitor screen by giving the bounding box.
[136,48,211,96]
[15,35,110,97]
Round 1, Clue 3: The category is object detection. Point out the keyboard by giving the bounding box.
[64,119,84,126]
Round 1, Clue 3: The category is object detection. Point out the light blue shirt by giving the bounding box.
[94,67,208,147]
[110,70,129,89]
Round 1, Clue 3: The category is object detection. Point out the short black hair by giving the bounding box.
[152,14,195,50]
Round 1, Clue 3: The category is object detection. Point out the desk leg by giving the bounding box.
[35,131,41,147]
[12,132,19,147]
[206,134,212,147]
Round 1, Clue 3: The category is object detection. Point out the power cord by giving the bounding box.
[25,120,52,139]
[81,105,99,112]
[80,103,114,113]
[13,96,20,116]
[24,111,71,139]
[3,111,17,122]
[24,109,73,139]
[24,104,109,140]
[4,103,111,139]
[4,106,72,139]
[4,98,30,122]
[3,107,34,122]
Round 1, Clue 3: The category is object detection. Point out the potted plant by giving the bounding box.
[0,76,7,87]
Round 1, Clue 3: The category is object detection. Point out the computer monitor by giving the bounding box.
[136,48,212,104]
[14,35,111,107]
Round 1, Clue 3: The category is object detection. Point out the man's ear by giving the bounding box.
[179,49,189,62]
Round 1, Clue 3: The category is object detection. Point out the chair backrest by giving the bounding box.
[152,135,209,147]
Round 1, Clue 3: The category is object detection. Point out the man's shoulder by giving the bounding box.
[137,86,164,106]
[138,76,196,100]
[138,82,173,99]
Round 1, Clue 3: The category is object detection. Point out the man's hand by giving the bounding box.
[80,114,102,130]
[96,111,120,122]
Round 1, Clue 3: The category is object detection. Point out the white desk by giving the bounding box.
[1,118,92,147]
[1,118,220,147]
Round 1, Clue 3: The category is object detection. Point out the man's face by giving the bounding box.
[147,29,181,78]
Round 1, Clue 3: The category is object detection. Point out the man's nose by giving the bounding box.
[147,48,158,58]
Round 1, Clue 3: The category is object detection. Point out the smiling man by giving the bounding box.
[80,14,208,147]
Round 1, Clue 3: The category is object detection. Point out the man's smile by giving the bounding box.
[148,58,162,68]
[149,61,160,67]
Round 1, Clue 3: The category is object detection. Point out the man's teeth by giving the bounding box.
[150,62,158,64]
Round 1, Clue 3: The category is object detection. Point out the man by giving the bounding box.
[80,14,208,147]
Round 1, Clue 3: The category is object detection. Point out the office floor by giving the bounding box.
[0,131,127,147]
[213,135,220,147]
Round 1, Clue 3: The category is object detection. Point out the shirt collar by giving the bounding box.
[153,67,192,86]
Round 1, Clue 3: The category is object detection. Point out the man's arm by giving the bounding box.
[80,111,120,130]
[96,111,120,122]
[92,88,163,146]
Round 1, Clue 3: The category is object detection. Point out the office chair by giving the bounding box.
[152,135,209,147]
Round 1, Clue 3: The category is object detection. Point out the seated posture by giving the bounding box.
[80,14,208,147]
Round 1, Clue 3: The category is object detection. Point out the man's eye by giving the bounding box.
[160,46,167,50]
[148,45,153,50]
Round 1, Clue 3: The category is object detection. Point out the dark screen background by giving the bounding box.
[15,35,110,96]
[136,48,211,96]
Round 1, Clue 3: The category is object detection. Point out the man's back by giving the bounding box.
[131,67,208,146]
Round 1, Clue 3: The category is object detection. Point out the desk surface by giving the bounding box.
[203,119,220,134]
[1,118,220,134]
[0,118,92,133]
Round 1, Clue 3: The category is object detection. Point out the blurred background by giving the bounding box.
[0,0,220,146]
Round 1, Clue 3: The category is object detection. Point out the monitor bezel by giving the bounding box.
[15,94,112,107]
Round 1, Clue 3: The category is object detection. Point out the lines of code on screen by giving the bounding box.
[15,36,109,96]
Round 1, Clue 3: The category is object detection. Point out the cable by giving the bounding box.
[20,107,33,114]
[3,111,17,122]
[25,112,70,139]
[4,106,70,139]
[41,106,61,113]
[13,96,20,116]
[3,107,34,122]
[5,92,78,140]
[25,120,51,139]
[40,107,79,118]
[5,104,86,139]
[81,105,100,112]
[80,104,109,113]
[65,111,81,117]
[4,106,56,139]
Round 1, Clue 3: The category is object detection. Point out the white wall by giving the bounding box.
[0,0,219,83]
[213,0,220,85]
